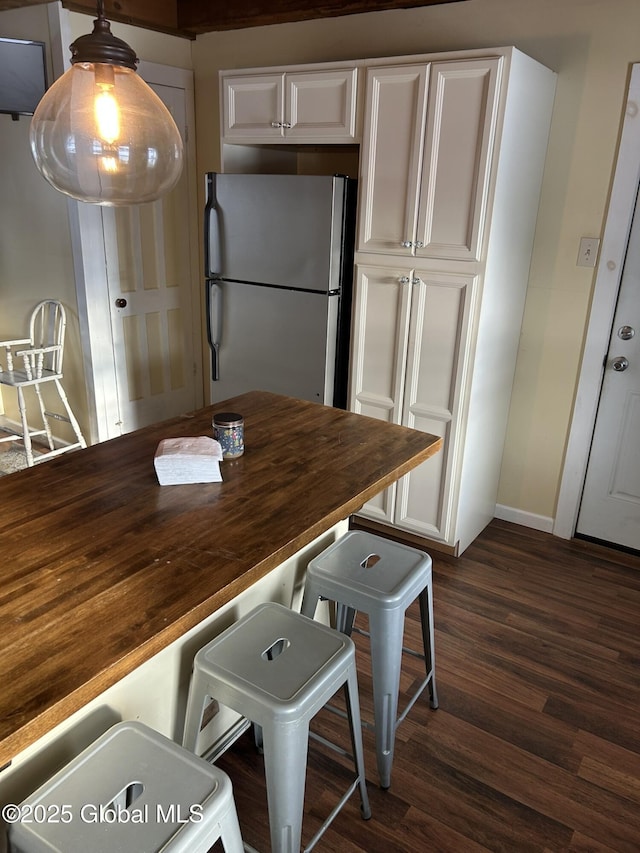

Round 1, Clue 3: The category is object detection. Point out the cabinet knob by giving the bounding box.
[271,121,282,128]
[411,277,422,285]
[414,241,424,249]
[400,240,413,249]
[398,276,410,284]
[282,122,292,129]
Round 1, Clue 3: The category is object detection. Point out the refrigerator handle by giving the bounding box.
[204,172,221,278]
[206,281,222,381]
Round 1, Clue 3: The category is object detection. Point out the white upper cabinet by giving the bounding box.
[357,58,500,260]
[221,66,358,143]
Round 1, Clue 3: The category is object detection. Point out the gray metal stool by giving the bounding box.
[182,601,371,853]
[8,721,244,853]
[300,530,438,789]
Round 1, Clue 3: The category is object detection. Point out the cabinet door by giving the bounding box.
[356,65,429,255]
[222,73,284,139]
[415,59,501,261]
[349,263,413,522]
[286,68,358,140]
[395,269,476,541]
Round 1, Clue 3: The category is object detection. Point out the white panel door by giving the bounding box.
[221,73,284,139]
[396,270,475,540]
[576,188,640,550]
[104,82,199,433]
[416,58,501,261]
[349,264,413,521]
[356,64,429,255]
[286,68,358,140]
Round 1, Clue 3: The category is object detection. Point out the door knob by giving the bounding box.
[612,356,629,372]
[115,298,127,308]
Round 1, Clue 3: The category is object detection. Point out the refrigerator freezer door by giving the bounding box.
[205,173,346,293]
[208,279,339,405]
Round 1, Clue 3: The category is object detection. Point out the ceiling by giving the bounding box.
[0,0,465,39]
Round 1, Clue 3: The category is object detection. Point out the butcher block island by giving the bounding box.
[0,391,441,791]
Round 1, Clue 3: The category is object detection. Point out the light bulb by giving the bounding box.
[95,89,120,143]
[29,6,183,206]
[94,62,120,146]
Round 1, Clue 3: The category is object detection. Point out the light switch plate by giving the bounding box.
[577,237,600,267]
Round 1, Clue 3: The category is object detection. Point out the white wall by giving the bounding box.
[0,4,83,432]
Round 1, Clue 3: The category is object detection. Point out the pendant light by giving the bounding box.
[29,0,183,206]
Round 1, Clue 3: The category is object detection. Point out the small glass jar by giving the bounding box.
[213,412,244,459]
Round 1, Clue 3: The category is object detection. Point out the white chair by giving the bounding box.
[0,300,86,466]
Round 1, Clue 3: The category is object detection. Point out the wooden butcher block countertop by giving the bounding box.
[0,391,441,767]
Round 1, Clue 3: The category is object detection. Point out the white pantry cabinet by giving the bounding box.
[221,65,358,143]
[350,48,556,554]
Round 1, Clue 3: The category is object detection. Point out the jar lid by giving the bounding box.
[213,412,243,427]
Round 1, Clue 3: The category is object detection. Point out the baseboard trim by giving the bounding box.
[351,508,556,556]
[494,504,554,533]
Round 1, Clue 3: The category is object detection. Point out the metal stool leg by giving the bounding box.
[368,607,404,789]
[300,580,322,620]
[182,670,210,753]
[336,602,357,635]
[261,718,310,853]
[419,584,438,709]
[344,667,372,819]
[218,793,245,853]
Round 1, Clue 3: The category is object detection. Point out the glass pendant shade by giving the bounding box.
[29,9,183,206]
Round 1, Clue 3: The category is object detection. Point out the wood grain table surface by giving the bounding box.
[0,391,441,767]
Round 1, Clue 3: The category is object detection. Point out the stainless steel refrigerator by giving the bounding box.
[204,172,357,408]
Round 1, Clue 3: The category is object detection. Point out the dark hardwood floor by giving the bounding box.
[214,519,640,852]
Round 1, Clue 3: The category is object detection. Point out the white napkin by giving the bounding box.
[154,436,223,485]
